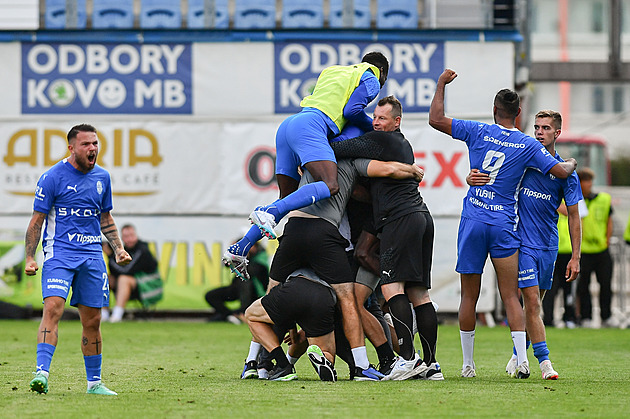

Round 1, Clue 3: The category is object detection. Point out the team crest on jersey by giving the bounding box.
[96,180,103,195]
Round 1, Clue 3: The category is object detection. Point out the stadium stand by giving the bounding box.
[188,0,229,29]
[329,0,372,29]
[140,0,182,29]
[234,0,276,29]
[376,0,418,29]
[92,0,135,29]
[45,0,87,29]
[0,0,39,30]
[281,0,324,29]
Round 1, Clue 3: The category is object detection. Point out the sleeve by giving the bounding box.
[451,119,483,144]
[330,124,365,143]
[101,172,114,213]
[352,158,372,176]
[562,172,583,207]
[526,141,559,175]
[342,71,380,132]
[33,172,56,214]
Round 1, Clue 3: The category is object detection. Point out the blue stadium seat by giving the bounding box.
[376,0,418,29]
[188,0,229,29]
[45,0,87,29]
[234,0,275,29]
[92,0,134,29]
[281,0,323,29]
[140,0,182,29]
[329,0,371,29]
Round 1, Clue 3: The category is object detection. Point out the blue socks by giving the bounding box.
[36,342,56,373]
[532,341,550,363]
[229,226,264,256]
[263,181,331,222]
[84,354,102,383]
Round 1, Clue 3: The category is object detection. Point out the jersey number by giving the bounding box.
[481,150,506,185]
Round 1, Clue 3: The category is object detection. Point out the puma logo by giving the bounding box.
[67,185,78,192]
[382,270,391,278]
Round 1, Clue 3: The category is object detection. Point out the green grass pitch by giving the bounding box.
[1,320,629,418]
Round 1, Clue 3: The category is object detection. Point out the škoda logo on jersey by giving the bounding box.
[3,128,163,198]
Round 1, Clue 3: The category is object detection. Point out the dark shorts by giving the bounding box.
[379,211,434,288]
[269,217,353,285]
[261,277,336,338]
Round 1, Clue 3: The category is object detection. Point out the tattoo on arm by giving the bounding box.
[25,216,44,258]
[101,216,123,252]
[82,336,88,346]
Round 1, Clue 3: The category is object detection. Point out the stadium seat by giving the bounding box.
[281,0,324,29]
[92,0,134,29]
[329,0,371,29]
[45,0,87,29]
[188,0,229,29]
[140,0,182,29]
[234,0,276,29]
[376,0,418,29]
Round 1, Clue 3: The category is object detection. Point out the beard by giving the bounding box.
[75,153,96,172]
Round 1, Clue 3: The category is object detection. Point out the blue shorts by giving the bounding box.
[456,217,520,274]
[41,256,109,308]
[275,110,337,181]
[518,246,557,290]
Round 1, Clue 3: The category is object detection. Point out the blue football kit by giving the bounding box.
[451,119,561,274]
[517,156,582,289]
[34,158,113,308]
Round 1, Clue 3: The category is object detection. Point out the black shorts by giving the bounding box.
[261,277,336,338]
[379,211,434,288]
[269,217,353,285]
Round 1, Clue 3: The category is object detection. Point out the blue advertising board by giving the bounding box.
[274,41,444,114]
[22,43,192,114]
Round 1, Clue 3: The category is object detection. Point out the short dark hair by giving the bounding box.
[362,51,389,80]
[494,89,520,119]
[377,95,402,119]
[67,124,97,143]
[535,110,562,130]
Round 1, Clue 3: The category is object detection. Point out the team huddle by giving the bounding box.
[223,60,580,382]
[25,53,580,394]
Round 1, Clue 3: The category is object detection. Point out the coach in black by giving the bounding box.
[331,96,442,381]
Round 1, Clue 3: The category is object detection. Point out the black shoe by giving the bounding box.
[241,360,258,379]
[306,345,337,382]
[268,364,297,381]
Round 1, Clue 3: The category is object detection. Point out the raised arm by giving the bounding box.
[100,211,132,266]
[367,161,424,182]
[24,211,47,276]
[564,203,582,282]
[548,158,577,179]
[429,69,458,135]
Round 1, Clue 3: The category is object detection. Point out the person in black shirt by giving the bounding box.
[331,96,442,381]
[104,224,158,323]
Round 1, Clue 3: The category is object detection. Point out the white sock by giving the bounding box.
[38,370,49,379]
[460,330,476,368]
[111,306,124,319]
[286,354,299,365]
[246,341,261,363]
[87,380,101,390]
[351,346,370,370]
[511,331,527,365]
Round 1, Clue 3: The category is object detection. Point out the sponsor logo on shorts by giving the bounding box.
[46,277,69,292]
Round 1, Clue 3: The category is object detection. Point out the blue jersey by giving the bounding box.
[452,119,560,229]
[517,153,582,250]
[33,158,113,260]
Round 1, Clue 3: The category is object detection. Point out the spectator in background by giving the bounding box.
[103,224,159,323]
[576,168,614,328]
[624,212,630,245]
[543,199,588,329]
[205,242,269,325]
